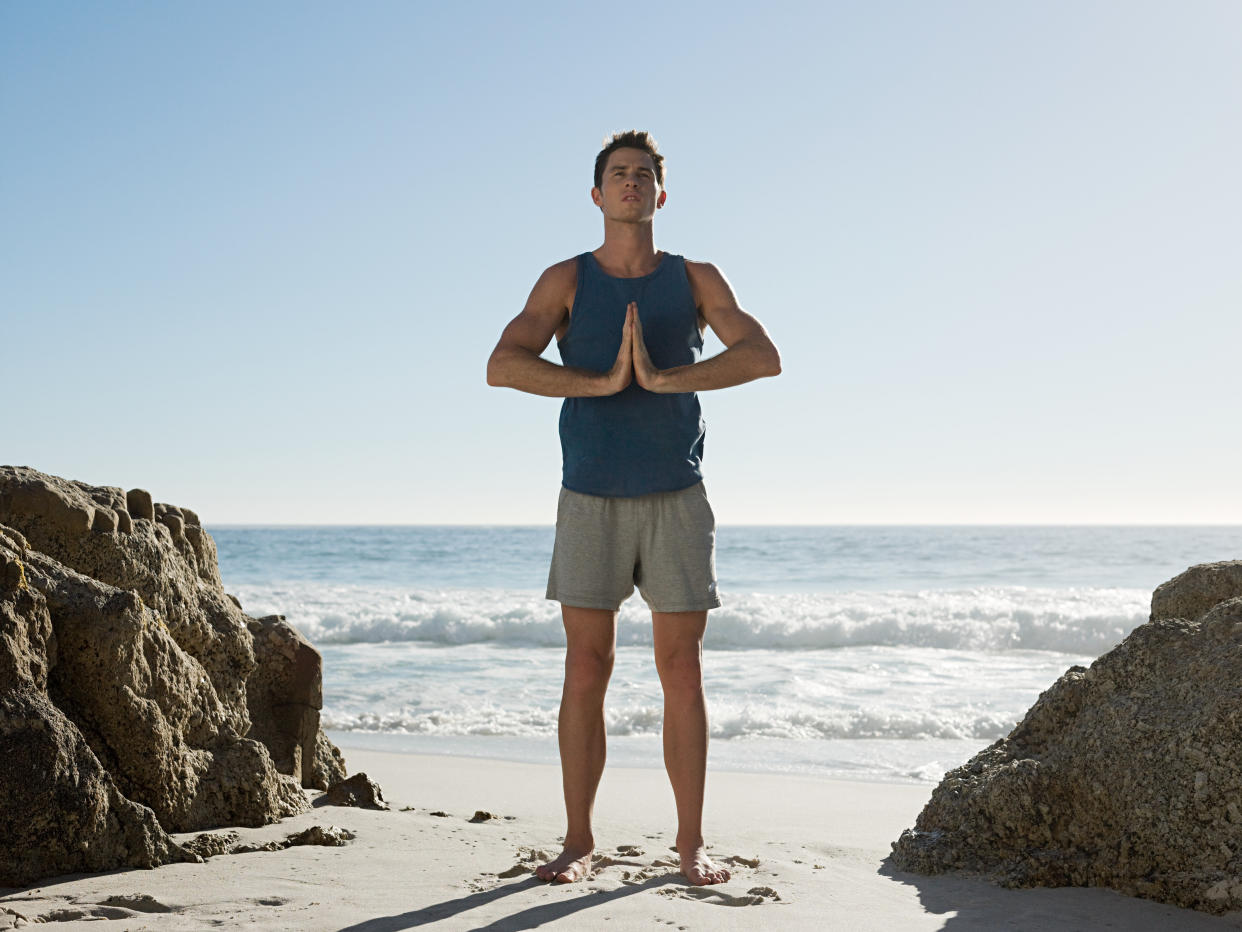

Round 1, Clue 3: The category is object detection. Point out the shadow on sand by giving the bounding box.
[878,859,1242,931]
[333,874,674,932]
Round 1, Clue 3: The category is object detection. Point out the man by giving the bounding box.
[486,130,780,886]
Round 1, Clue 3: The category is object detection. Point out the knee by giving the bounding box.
[655,648,703,694]
[564,647,614,699]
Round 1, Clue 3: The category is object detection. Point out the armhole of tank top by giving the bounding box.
[558,253,587,347]
[678,256,707,344]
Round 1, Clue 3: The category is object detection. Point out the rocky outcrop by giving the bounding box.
[889,560,1242,914]
[0,466,349,886]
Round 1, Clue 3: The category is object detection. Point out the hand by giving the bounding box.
[630,302,663,391]
[599,304,635,394]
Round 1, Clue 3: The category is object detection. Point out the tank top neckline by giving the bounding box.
[584,250,671,282]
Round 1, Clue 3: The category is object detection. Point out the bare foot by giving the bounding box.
[678,842,731,885]
[535,845,594,883]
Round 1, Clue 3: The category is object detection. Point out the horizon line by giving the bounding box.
[202,521,1242,529]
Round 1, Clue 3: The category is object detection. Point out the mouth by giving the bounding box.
[622,195,640,202]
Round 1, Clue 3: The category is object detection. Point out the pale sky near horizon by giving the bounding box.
[3,1,1240,525]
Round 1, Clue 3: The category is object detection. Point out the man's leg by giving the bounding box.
[536,605,617,883]
[652,611,731,886]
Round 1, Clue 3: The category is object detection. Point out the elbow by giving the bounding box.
[763,346,782,378]
[485,353,506,388]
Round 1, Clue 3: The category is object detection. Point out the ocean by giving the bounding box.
[211,525,1239,785]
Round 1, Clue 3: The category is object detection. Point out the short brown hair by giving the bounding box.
[593,130,665,190]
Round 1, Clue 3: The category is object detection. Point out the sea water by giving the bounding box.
[211,525,1239,784]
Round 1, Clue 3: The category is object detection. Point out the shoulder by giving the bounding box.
[526,256,580,306]
[538,256,581,286]
[682,258,738,307]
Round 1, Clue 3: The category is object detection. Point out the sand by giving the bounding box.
[4,749,1242,930]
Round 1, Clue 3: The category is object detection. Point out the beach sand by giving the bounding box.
[4,749,1242,931]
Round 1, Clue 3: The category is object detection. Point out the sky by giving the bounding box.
[3,1,1240,525]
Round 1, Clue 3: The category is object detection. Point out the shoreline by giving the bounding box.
[324,728,987,787]
[4,749,1241,930]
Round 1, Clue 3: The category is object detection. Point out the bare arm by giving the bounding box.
[486,260,635,398]
[632,261,781,393]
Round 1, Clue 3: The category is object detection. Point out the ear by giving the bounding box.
[657,190,667,208]
[591,186,604,210]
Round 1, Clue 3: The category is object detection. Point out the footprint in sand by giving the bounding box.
[97,894,175,913]
[492,846,555,879]
[250,897,292,907]
[662,887,775,907]
[37,905,138,922]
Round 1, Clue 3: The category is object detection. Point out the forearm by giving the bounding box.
[649,336,782,393]
[486,347,614,398]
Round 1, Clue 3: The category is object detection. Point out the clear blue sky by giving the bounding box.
[4,1,1239,524]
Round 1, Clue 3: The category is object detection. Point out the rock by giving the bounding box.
[0,688,194,885]
[158,511,185,541]
[889,561,1242,914]
[90,506,118,533]
[181,507,200,527]
[246,614,325,787]
[1151,560,1242,624]
[181,831,240,859]
[323,772,388,810]
[126,488,154,521]
[232,824,355,854]
[0,465,348,885]
[0,475,94,537]
[469,810,497,822]
[286,824,355,847]
[311,728,349,790]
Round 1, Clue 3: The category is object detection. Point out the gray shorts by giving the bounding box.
[546,482,721,613]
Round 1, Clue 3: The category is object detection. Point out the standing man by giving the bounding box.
[486,130,780,886]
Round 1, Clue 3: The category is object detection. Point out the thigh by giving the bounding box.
[546,487,638,611]
[562,604,619,657]
[636,483,721,613]
[652,611,709,651]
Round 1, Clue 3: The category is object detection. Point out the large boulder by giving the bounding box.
[0,466,349,885]
[889,560,1242,914]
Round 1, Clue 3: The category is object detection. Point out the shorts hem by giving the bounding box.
[644,598,723,613]
[546,592,625,611]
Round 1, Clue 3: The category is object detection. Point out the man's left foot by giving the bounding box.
[677,842,731,885]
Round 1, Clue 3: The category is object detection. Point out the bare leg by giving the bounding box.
[536,605,617,883]
[652,611,731,886]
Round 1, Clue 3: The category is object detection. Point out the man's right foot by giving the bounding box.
[535,845,594,883]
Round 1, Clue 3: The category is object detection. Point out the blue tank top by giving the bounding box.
[557,251,706,497]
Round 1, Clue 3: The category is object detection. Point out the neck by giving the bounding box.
[595,220,660,276]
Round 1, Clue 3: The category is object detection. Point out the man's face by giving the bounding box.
[592,148,666,218]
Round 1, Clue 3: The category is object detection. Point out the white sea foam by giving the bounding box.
[318,704,1018,742]
[234,582,1147,654]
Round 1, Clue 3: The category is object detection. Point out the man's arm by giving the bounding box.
[632,260,781,393]
[487,260,634,398]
